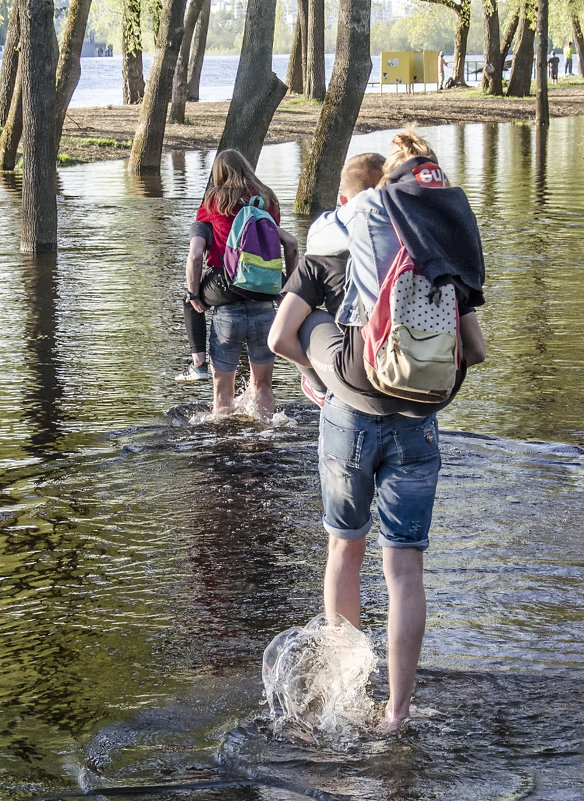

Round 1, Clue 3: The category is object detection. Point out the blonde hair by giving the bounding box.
[204,149,279,216]
[340,152,385,199]
[377,127,438,188]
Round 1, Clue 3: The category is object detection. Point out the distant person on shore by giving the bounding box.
[270,129,486,731]
[176,148,297,418]
[564,41,574,76]
[548,51,560,83]
[438,51,449,90]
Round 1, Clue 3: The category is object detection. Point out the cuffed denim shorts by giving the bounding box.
[209,300,276,372]
[318,396,441,550]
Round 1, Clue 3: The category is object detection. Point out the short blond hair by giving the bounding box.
[377,127,438,188]
[340,152,385,199]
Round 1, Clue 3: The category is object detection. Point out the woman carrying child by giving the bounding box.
[176,148,297,418]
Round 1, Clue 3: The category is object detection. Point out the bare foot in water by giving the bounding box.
[376,703,410,734]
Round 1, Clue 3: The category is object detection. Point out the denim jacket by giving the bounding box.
[306,158,485,327]
[306,188,400,327]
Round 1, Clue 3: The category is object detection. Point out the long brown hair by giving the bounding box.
[204,149,279,216]
[377,127,438,188]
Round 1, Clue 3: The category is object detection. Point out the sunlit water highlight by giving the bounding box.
[0,118,583,800]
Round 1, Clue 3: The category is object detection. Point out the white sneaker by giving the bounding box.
[175,362,209,382]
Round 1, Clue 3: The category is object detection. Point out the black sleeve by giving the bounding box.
[190,221,213,246]
[282,257,327,310]
[283,254,347,317]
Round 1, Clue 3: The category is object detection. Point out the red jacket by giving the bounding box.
[196,194,280,269]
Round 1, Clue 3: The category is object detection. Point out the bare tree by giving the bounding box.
[0,62,23,171]
[128,0,187,174]
[500,0,519,70]
[572,13,584,77]
[169,0,204,122]
[305,0,325,100]
[122,0,145,104]
[0,0,21,126]
[55,0,93,145]
[285,6,304,93]
[295,0,371,217]
[421,0,471,86]
[20,0,58,253]
[535,0,549,126]
[298,0,309,90]
[481,0,502,94]
[507,0,536,97]
[186,0,210,101]
[216,0,287,169]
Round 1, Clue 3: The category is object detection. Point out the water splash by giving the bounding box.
[262,614,378,748]
[166,393,297,428]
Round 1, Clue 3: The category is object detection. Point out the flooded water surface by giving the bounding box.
[0,118,583,800]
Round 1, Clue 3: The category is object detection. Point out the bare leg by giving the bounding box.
[212,368,236,414]
[323,535,366,629]
[382,547,426,730]
[249,361,275,419]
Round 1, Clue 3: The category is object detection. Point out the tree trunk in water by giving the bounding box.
[169,0,203,122]
[20,0,58,253]
[0,1,21,127]
[128,0,187,175]
[507,0,536,97]
[186,0,210,101]
[0,62,23,171]
[500,0,519,69]
[295,0,371,217]
[535,0,548,126]
[481,0,502,94]
[216,0,287,170]
[55,0,93,146]
[285,10,304,93]
[451,1,471,86]
[305,0,325,100]
[122,0,145,104]
[572,15,584,78]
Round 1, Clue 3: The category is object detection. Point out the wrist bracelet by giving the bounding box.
[186,291,199,301]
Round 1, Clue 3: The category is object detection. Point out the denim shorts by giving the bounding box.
[209,300,276,372]
[318,396,441,550]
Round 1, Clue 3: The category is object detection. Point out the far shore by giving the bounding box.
[60,84,584,164]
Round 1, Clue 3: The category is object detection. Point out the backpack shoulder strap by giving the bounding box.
[359,243,413,332]
[248,195,265,210]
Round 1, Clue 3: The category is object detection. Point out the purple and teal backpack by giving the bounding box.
[223,195,283,300]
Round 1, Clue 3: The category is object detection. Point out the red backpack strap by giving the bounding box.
[361,244,413,360]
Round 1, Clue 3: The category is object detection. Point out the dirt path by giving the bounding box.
[60,85,584,164]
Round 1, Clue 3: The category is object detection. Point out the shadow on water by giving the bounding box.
[19,253,64,459]
[126,171,165,199]
[0,415,582,801]
[0,170,22,195]
[534,125,548,206]
[12,663,582,801]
